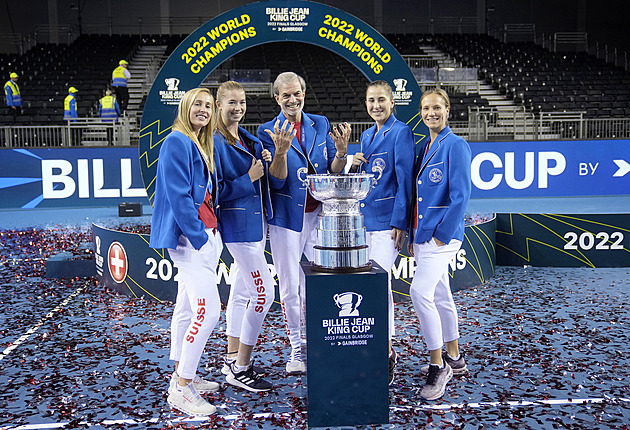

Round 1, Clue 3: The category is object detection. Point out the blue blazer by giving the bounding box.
[149,130,217,250]
[214,127,272,243]
[257,111,337,232]
[354,114,414,231]
[410,126,471,244]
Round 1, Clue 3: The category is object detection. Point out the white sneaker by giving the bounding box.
[286,347,306,374]
[286,360,306,374]
[169,372,220,394]
[167,382,216,416]
[221,357,234,376]
[420,364,453,401]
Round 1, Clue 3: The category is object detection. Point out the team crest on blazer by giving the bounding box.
[429,167,443,183]
[297,166,308,182]
[372,157,386,173]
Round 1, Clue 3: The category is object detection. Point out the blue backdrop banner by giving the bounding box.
[470,139,630,198]
[0,147,148,209]
[1,139,629,210]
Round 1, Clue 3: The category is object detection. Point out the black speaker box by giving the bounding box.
[118,202,143,217]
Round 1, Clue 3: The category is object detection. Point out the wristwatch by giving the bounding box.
[335,152,347,160]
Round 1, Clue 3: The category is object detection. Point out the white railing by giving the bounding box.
[3,114,630,148]
[418,81,481,95]
[1,117,134,147]
[465,107,630,141]
[202,82,272,97]
[554,32,588,53]
[403,55,439,69]
[143,56,164,98]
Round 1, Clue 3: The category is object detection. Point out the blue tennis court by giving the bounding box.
[0,202,628,429]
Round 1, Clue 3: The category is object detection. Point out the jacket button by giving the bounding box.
[314,163,319,168]
[418,180,422,185]
[360,203,365,207]
[418,197,423,202]
[418,214,423,219]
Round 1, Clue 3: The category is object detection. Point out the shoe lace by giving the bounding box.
[426,365,440,385]
[242,365,262,382]
[183,384,202,402]
[291,348,302,362]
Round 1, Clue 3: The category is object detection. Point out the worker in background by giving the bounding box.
[64,87,79,121]
[4,72,22,120]
[64,87,80,145]
[99,89,121,145]
[63,87,79,122]
[112,59,130,112]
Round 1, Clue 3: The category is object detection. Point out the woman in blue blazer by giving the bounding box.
[349,80,414,385]
[408,89,472,401]
[149,88,221,416]
[213,81,274,393]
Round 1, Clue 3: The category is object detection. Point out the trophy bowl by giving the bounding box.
[306,172,378,273]
[306,173,375,201]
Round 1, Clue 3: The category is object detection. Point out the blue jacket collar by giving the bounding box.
[362,114,397,156]
[417,126,452,174]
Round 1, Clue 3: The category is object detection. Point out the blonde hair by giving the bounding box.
[172,88,216,173]
[215,80,245,146]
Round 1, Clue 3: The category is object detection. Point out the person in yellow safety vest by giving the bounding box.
[64,87,79,122]
[4,72,22,120]
[112,59,130,112]
[99,89,121,121]
[99,89,121,145]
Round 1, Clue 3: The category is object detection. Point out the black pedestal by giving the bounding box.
[302,261,389,428]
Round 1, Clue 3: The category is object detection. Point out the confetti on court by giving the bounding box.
[0,225,629,429]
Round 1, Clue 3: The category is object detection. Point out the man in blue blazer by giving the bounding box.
[257,72,350,374]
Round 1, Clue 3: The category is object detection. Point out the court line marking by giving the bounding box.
[3,397,629,429]
[0,282,88,362]
[400,396,630,410]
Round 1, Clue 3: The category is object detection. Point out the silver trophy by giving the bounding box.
[305,169,381,272]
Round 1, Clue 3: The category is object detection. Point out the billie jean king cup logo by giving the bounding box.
[334,292,363,317]
[393,78,407,92]
[165,78,180,91]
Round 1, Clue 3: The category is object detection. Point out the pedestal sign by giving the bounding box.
[302,261,388,428]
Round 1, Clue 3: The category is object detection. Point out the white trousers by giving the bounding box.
[366,230,398,339]
[225,236,275,347]
[268,209,320,349]
[168,228,222,379]
[409,237,461,351]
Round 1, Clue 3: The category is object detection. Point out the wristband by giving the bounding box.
[335,152,347,161]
